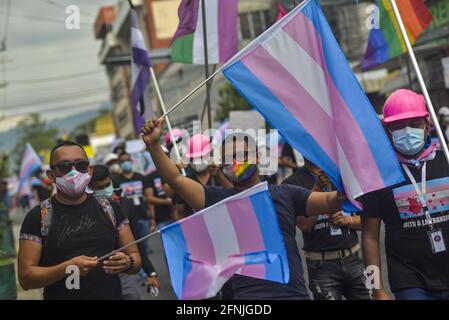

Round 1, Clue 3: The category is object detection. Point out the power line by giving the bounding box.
[4,85,109,101]
[6,69,104,84]
[0,10,66,25]
[1,88,109,110]
[4,54,97,72]
[1,0,11,45]
[1,99,110,118]
[37,0,96,18]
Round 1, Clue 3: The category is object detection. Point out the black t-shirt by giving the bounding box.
[283,168,359,252]
[173,171,212,218]
[360,151,449,292]
[145,171,172,224]
[204,184,311,299]
[20,195,128,300]
[113,173,149,220]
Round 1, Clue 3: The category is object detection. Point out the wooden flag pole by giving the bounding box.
[390,0,449,166]
[149,66,186,176]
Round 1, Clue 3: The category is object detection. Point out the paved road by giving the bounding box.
[10,207,391,300]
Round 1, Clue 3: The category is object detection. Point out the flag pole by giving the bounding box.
[158,67,223,121]
[201,0,213,129]
[98,229,160,262]
[149,66,186,176]
[390,0,449,165]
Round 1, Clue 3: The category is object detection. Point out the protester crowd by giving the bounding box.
[5,89,447,300]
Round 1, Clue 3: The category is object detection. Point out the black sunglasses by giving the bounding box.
[51,160,89,175]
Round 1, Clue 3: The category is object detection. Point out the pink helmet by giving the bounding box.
[185,134,212,159]
[164,128,184,148]
[383,89,429,123]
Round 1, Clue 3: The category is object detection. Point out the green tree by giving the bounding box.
[12,113,58,173]
[69,108,112,140]
[215,82,252,123]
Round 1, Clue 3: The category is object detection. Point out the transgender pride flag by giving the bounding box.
[160,182,289,300]
[223,0,404,199]
[18,143,42,196]
[171,0,238,64]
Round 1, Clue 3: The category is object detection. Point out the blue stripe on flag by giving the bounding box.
[249,191,289,284]
[223,60,342,189]
[303,1,403,187]
[160,223,191,299]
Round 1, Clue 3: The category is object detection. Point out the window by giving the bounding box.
[252,12,263,36]
[239,13,251,40]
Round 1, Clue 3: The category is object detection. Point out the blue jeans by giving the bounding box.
[395,288,449,300]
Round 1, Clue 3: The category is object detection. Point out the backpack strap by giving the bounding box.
[40,197,53,246]
[96,197,117,229]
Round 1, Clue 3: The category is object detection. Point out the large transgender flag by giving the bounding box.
[171,0,238,64]
[160,182,289,300]
[130,8,154,135]
[18,143,42,196]
[223,0,404,200]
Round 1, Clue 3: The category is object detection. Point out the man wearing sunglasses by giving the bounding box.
[18,141,141,299]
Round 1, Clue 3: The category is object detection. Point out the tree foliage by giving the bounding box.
[12,113,58,174]
[215,82,252,123]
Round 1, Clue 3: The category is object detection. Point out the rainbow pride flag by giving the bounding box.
[362,0,432,71]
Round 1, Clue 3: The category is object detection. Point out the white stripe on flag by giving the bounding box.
[262,29,333,118]
[336,141,364,198]
[193,0,219,64]
[131,27,147,51]
[202,203,240,265]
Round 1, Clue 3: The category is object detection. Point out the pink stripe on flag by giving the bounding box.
[241,46,339,166]
[218,0,238,63]
[282,13,385,193]
[227,198,265,279]
[180,214,216,299]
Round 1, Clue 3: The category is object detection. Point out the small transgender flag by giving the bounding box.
[160,182,289,300]
[223,0,404,200]
[130,8,155,134]
[18,143,42,196]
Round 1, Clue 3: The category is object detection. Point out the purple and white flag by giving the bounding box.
[131,8,155,134]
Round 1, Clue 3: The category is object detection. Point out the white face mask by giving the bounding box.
[54,169,91,198]
[109,163,121,174]
[191,163,209,173]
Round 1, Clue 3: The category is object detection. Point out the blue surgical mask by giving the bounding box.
[392,126,425,156]
[121,161,133,172]
[94,184,114,199]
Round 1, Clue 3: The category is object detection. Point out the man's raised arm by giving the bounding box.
[141,119,206,212]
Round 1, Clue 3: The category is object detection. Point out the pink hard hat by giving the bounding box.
[185,134,212,159]
[164,128,184,148]
[383,89,429,123]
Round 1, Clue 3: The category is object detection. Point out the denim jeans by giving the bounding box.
[306,253,372,300]
[395,288,449,300]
